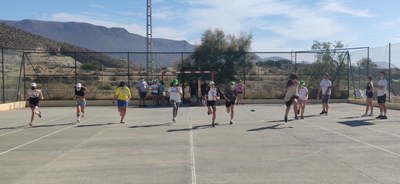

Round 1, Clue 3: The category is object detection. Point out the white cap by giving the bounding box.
[31,83,37,87]
[209,81,215,85]
[76,83,82,88]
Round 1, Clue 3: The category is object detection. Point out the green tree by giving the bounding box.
[186,28,254,84]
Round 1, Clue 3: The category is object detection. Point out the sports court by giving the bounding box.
[1,103,400,184]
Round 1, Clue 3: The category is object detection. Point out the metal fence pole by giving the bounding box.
[388,43,391,102]
[1,48,5,103]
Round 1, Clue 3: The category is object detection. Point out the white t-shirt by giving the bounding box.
[299,87,308,100]
[207,88,219,101]
[168,86,182,102]
[151,84,159,94]
[376,79,388,96]
[138,81,148,92]
[320,79,332,95]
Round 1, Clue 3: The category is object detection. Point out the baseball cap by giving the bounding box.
[76,83,82,88]
[172,79,179,85]
[31,83,37,87]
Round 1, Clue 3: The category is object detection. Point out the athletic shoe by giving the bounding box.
[361,113,368,117]
[295,116,299,120]
[38,111,42,118]
[77,116,80,123]
[81,113,85,118]
[229,121,233,125]
[120,121,126,124]
[319,111,326,115]
[207,111,211,115]
[376,115,383,119]
[368,113,373,116]
[380,116,387,119]
[172,118,176,123]
[300,116,304,119]
[212,122,215,127]
[284,116,288,123]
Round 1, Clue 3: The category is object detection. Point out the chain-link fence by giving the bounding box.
[2,44,399,104]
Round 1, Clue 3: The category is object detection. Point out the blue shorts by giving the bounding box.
[117,100,129,108]
[76,99,86,107]
[321,95,330,103]
[140,92,147,99]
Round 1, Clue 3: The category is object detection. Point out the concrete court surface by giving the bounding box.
[0,103,400,184]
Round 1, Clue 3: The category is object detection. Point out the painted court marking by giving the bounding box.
[304,121,400,158]
[189,111,197,184]
[0,116,98,156]
[0,114,71,137]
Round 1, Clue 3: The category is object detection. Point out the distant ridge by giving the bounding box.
[2,19,195,53]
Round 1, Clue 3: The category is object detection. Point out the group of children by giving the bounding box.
[25,71,389,127]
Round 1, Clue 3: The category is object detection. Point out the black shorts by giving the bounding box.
[366,92,373,99]
[377,95,386,104]
[285,96,298,107]
[225,100,235,107]
[29,103,39,108]
[207,100,216,107]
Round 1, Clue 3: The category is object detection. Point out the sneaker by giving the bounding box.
[212,122,215,127]
[77,116,81,123]
[284,116,288,123]
[361,113,368,117]
[295,116,299,120]
[376,115,383,119]
[81,113,85,118]
[368,113,373,116]
[319,111,326,115]
[229,121,233,125]
[38,111,42,118]
[172,118,176,123]
[380,116,387,119]
[120,121,126,124]
[207,111,210,115]
[300,116,304,119]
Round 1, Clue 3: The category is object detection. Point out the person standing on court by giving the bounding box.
[167,79,183,123]
[235,79,245,105]
[361,76,374,117]
[206,81,220,127]
[26,82,44,127]
[74,83,86,123]
[113,81,131,124]
[283,74,300,123]
[138,78,148,107]
[317,73,332,116]
[376,71,388,119]
[200,80,208,106]
[151,79,160,106]
[223,81,238,125]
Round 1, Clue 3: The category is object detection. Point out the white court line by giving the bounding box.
[0,116,98,156]
[304,121,400,158]
[0,114,71,137]
[189,112,197,184]
[365,126,400,138]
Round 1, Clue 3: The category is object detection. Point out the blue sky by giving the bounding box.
[1,0,400,52]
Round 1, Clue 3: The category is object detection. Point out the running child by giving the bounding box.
[283,74,300,123]
[235,80,244,104]
[167,79,183,123]
[26,83,44,127]
[297,80,308,119]
[206,81,220,127]
[113,81,131,124]
[223,81,238,125]
[74,83,86,123]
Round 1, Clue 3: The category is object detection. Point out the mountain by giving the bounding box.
[2,19,195,53]
[0,22,125,67]
[375,61,399,69]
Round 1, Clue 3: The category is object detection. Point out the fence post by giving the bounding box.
[1,48,5,103]
[127,52,131,88]
[243,52,246,99]
[388,43,391,102]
